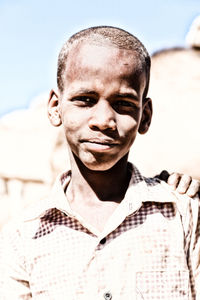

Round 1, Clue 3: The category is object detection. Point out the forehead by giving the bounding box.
[62,42,146,95]
[67,42,143,74]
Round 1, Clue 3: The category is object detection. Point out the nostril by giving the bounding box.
[88,115,116,131]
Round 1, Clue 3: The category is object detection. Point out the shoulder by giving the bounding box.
[143,174,199,208]
[0,170,71,243]
[146,176,200,223]
[0,196,50,243]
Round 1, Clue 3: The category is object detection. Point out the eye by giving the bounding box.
[117,100,133,106]
[114,100,137,109]
[71,96,96,106]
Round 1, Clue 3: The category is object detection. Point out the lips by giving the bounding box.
[80,138,119,146]
[80,138,120,151]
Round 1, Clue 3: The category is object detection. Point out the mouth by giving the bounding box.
[80,139,119,151]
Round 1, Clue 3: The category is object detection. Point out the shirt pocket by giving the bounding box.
[136,270,189,300]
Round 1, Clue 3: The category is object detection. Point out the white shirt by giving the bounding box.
[0,164,199,299]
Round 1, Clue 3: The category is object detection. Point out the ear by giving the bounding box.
[138,97,153,134]
[48,89,62,127]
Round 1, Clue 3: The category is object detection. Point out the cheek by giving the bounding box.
[118,116,139,137]
[117,117,140,151]
[62,116,80,134]
[61,104,88,133]
[61,120,79,149]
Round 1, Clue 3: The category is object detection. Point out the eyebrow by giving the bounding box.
[72,89,99,97]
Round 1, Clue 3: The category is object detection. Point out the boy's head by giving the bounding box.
[48,26,152,171]
[57,26,151,100]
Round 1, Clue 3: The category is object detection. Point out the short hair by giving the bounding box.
[57,26,151,98]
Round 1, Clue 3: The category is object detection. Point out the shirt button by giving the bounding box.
[103,292,112,300]
[100,237,106,244]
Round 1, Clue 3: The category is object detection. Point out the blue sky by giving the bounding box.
[0,0,199,117]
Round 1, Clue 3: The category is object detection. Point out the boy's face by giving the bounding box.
[49,42,152,171]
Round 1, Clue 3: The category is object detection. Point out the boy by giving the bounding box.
[0,26,199,299]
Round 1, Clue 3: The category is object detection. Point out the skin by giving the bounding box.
[47,42,155,230]
[167,172,200,197]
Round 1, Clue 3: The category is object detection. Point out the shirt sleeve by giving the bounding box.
[0,223,32,299]
[188,194,200,298]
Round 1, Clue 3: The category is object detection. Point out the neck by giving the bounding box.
[68,153,131,204]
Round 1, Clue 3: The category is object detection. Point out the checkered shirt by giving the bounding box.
[0,163,199,299]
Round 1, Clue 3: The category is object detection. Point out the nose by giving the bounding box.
[88,99,117,131]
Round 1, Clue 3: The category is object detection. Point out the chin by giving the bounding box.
[72,151,125,172]
[83,158,121,172]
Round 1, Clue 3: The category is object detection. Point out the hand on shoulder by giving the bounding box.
[156,170,200,197]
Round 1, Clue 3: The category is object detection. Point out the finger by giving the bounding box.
[186,179,200,197]
[167,173,181,190]
[176,174,192,194]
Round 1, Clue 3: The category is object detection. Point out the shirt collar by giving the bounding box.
[23,163,181,222]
